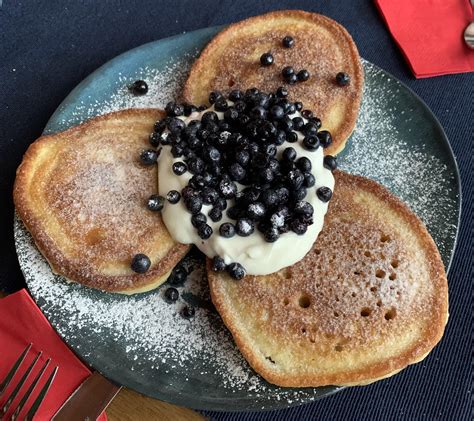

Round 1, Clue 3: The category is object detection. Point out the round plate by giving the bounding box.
[14,26,460,412]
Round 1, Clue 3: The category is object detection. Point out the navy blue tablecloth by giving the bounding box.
[0,1,472,419]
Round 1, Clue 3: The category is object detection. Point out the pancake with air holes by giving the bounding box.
[182,10,364,156]
[208,171,448,387]
[14,109,190,294]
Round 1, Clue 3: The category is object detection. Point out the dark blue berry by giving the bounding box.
[131,253,151,273]
[276,187,290,204]
[198,224,213,239]
[205,146,221,163]
[317,186,333,202]
[235,150,250,166]
[317,131,333,148]
[292,117,305,131]
[283,147,297,161]
[224,108,239,123]
[129,80,148,95]
[247,202,266,220]
[287,170,305,190]
[287,131,298,143]
[181,306,195,319]
[282,36,294,48]
[295,201,313,216]
[201,111,219,126]
[164,287,179,303]
[261,189,279,208]
[236,218,255,236]
[270,105,285,120]
[294,101,303,111]
[301,109,314,119]
[227,262,246,280]
[229,90,243,101]
[303,122,319,136]
[212,256,227,272]
[286,73,298,84]
[297,69,310,82]
[229,163,246,181]
[169,265,187,285]
[276,86,289,97]
[191,213,207,228]
[201,187,219,205]
[187,157,205,174]
[282,66,295,79]
[149,132,161,147]
[264,227,280,242]
[296,157,312,172]
[214,98,229,112]
[183,103,197,116]
[185,196,203,214]
[336,72,350,86]
[250,106,267,119]
[323,155,337,171]
[172,161,187,175]
[260,52,274,66]
[209,91,223,104]
[303,135,320,151]
[208,207,223,222]
[291,220,308,235]
[304,173,316,187]
[219,178,238,199]
[147,194,165,211]
[219,222,236,238]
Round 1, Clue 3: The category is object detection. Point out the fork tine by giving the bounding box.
[10,358,51,421]
[1,351,42,415]
[24,366,58,421]
[0,343,32,397]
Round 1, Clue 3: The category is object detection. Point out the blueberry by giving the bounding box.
[260,52,274,66]
[275,130,287,145]
[242,187,261,203]
[215,197,228,211]
[276,187,290,204]
[172,161,187,175]
[197,224,213,239]
[189,175,206,189]
[264,227,280,242]
[295,201,314,216]
[261,189,279,208]
[169,117,186,133]
[208,91,224,104]
[296,157,312,172]
[282,35,294,48]
[219,222,236,238]
[286,73,298,85]
[205,146,221,163]
[185,196,203,214]
[303,135,320,151]
[164,287,179,303]
[317,186,333,202]
[235,218,255,236]
[149,132,161,147]
[292,117,305,131]
[310,117,322,129]
[301,110,314,119]
[297,69,310,82]
[229,163,246,181]
[181,186,196,199]
[187,157,205,174]
[164,101,184,117]
[147,194,165,211]
[282,66,295,79]
[279,116,294,132]
[233,100,246,112]
[317,131,333,148]
[191,212,207,227]
[197,128,210,140]
[229,89,243,102]
[292,188,307,201]
[183,103,198,116]
[129,80,148,95]
[208,207,223,222]
[201,187,219,205]
[303,122,319,137]
[287,131,298,143]
[291,220,308,235]
[283,147,297,161]
[323,155,337,171]
[131,253,151,273]
[250,106,267,119]
[303,173,316,187]
[227,262,246,280]
[294,101,303,111]
[201,111,219,126]
[140,149,159,165]
[154,118,168,133]
[212,256,227,272]
[260,168,275,183]
[235,150,250,166]
[336,72,350,86]
[169,265,187,285]
[219,179,238,199]
[214,98,229,112]
[276,86,289,97]
[287,170,305,189]
[270,105,285,120]
[224,108,239,123]
[247,202,266,220]
[181,306,195,319]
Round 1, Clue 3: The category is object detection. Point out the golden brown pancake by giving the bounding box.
[183,10,364,155]
[14,109,189,294]
[208,171,448,387]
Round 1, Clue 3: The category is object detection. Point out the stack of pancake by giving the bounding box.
[14,11,448,387]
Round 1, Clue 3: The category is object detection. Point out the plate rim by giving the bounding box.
[16,24,462,412]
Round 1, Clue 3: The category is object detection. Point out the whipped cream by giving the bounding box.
[158,106,335,275]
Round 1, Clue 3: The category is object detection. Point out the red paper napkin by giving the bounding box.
[0,290,108,420]
[375,0,474,78]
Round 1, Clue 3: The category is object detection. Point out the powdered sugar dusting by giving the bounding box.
[15,57,458,410]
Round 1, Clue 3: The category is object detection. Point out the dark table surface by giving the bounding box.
[1,1,472,420]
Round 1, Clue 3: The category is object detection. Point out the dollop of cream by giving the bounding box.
[158,106,335,275]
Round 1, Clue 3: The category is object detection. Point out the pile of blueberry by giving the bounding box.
[139,86,336,279]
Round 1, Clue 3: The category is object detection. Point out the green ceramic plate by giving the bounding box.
[14,26,460,412]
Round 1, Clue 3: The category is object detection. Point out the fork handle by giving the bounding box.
[52,371,121,421]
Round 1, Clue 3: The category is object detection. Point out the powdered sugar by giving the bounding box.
[15,57,458,409]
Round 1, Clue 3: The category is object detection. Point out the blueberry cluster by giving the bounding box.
[143,87,336,279]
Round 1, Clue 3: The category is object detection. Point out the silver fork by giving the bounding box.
[0,343,59,420]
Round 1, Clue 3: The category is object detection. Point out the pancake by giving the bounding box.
[182,10,364,155]
[14,109,190,294]
[208,171,448,387]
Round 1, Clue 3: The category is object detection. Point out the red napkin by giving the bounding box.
[375,0,474,78]
[0,290,108,420]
